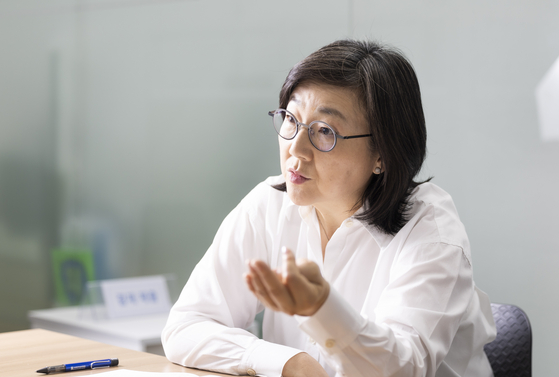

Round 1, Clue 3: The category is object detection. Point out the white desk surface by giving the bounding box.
[28,306,168,353]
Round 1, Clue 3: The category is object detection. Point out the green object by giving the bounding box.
[51,249,95,306]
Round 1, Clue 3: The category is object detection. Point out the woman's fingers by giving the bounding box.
[247,260,295,313]
[245,248,330,316]
[245,262,279,311]
[281,248,315,305]
[254,259,296,313]
[281,248,329,316]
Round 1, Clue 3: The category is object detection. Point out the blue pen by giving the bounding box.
[36,358,119,374]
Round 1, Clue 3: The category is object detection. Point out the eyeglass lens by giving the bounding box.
[272,109,336,152]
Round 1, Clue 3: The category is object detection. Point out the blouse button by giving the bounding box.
[308,336,316,345]
[247,369,256,376]
[325,339,336,348]
[345,220,354,228]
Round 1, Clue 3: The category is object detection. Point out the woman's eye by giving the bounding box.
[286,115,296,124]
[318,126,333,136]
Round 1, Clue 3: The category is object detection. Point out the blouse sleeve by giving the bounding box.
[161,194,302,377]
[296,242,483,377]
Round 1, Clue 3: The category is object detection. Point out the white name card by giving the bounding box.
[100,275,171,319]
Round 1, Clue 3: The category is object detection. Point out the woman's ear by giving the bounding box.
[373,155,383,174]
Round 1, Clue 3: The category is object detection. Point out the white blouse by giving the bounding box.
[162,175,496,377]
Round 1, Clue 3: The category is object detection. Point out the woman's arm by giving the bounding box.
[246,242,486,377]
[162,194,303,376]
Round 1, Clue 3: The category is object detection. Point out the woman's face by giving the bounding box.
[280,82,381,217]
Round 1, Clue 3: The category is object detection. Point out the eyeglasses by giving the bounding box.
[268,109,372,152]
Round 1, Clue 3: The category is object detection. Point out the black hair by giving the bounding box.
[273,39,430,235]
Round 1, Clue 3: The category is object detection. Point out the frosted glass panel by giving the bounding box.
[0,0,349,333]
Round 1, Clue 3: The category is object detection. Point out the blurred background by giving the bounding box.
[0,0,558,374]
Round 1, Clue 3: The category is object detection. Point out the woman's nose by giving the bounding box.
[289,125,313,160]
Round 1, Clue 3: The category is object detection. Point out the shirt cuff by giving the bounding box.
[240,338,303,377]
[295,288,367,353]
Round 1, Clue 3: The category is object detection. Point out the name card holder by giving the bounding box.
[81,274,175,320]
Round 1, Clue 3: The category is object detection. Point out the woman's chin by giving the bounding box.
[286,186,315,207]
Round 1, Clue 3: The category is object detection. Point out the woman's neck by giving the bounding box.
[316,203,358,231]
[315,205,358,258]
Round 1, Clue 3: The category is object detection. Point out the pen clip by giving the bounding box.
[91,360,111,369]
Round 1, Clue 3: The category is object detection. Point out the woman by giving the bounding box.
[162,40,496,377]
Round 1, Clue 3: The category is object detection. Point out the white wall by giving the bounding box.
[0,0,557,374]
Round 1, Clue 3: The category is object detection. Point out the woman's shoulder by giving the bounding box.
[408,182,462,220]
[410,181,454,206]
[403,182,471,258]
[237,175,292,218]
[241,175,285,202]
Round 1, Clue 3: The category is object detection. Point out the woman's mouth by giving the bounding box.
[287,169,309,184]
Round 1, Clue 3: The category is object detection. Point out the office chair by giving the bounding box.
[484,303,532,377]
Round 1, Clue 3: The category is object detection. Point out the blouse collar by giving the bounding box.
[296,204,394,250]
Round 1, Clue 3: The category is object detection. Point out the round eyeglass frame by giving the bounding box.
[268,109,373,152]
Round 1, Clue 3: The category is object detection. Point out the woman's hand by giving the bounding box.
[281,353,329,377]
[244,247,330,316]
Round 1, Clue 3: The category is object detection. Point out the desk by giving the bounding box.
[28,307,166,355]
[0,329,228,377]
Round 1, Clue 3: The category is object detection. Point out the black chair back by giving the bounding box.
[484,303,532,377]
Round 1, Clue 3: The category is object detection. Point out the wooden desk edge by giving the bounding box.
[0,329,230,376]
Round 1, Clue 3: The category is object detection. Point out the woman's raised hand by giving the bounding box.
[244,247,330,316]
